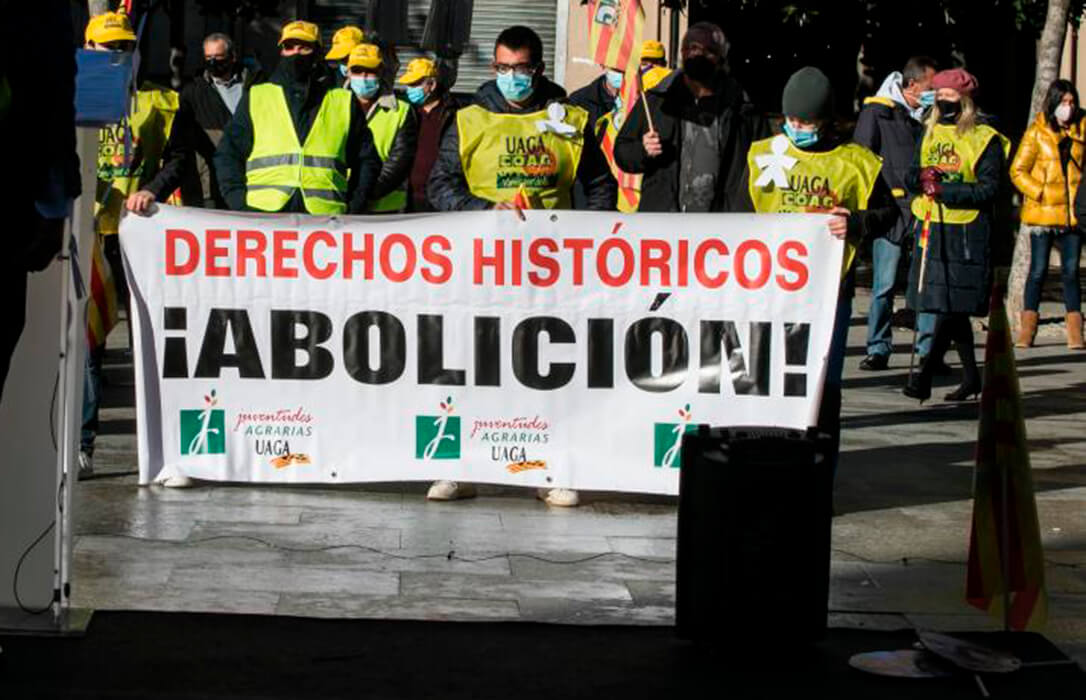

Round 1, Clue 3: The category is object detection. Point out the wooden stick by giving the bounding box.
[636,69,656,133]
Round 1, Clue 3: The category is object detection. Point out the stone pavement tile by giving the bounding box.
[73,508,196,542]
[399,528,612,554]
[859,561,978,615]
[1045,594,1086,669]
[400,572,633,603]
[517,598,673,625]
[508,551,673,582]
[276,593,520,621]
[74,534,287,567]
[902,612,1000,632]
[1046,565,1086,595]
[78,481,212,503]
[302,507,503,531]
[499,511,677,538]
[71,557,172,588]
[186,521,401,550]
[78,585,281,616]
[607,536,676,559]
[831,509,971,563]
[827,561,881,612]
[209,485,404,509]
[828,612,911,631]
[168,563,399,596]
[624,580,674,607]
[283,547,511,575]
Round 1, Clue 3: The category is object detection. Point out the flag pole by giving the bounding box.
[636,69,656,133]
[908,201,934,383]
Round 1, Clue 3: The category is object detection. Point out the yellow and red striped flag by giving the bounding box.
[86,234,119,349]
[965,286,1047,630]
[587,0,644,75]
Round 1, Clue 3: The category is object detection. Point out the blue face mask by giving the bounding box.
[406,85,428,106]
[919,90,935,108]
[338,63,349,78]
[496,71,534,103]
[350,75,380,99]
[783,121,820,148]
[605,69,624,91]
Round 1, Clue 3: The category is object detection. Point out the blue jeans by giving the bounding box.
[1024,227,1082,312]
[866,237,935,357]
[82,344,102,454]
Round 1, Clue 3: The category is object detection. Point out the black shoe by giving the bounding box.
[920,356,953,376]
[902,374,932,403]
[859,354,890,371]
[944,381,981,402]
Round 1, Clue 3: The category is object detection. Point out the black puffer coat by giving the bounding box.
[853,96,924,245]
[905,134,1006,316]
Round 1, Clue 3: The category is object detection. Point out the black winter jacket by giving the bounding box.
[426,77,617,211]
[146,68,263,208]
[853,96,924,244]
[569,74,616,131]
[905,135,1005,316]
[366,93,419,206]
[613,70,767,212]
[214,63,382,214]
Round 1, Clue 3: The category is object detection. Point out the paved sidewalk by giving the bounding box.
[72,291,1086,666]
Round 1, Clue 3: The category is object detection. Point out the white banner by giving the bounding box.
[122,206,842,495]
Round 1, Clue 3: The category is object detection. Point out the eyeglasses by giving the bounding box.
[493,62,536,77]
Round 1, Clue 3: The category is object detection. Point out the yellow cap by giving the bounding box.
[642,65,671,91]
[398,57,437,84]
[641,40,666,61]
[348,43,382,70]
[85,11,137,45]
[325,26,363,60]
[279,20,320,46]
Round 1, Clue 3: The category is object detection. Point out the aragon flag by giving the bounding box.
[86,234,119,349]
[965,286,1047,630]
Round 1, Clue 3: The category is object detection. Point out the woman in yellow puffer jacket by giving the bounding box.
[1010,79,1085,349]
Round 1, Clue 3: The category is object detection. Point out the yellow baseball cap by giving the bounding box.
[325,26,363,60]
[279,20,320,46]
[85,11,137,45]
[641,40,666,61]
[398,57,437,84]
[348,43,382,70]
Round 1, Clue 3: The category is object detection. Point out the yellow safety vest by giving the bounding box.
[367,97,411,212]
[910,123,1011,224]
[95,84,179,235]
[747,134,883,275]
[456,103,588,209]
[246,84,352,215]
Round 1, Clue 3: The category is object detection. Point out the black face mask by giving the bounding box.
[683,55,718,83]
[937,100,961,121]
[281,53,316,82]
[205,58,235,80]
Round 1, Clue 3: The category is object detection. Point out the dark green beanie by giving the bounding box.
[782,66,834,121]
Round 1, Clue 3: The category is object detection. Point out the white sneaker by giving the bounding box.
[426,480,477,501]
[162,475,195,488]
[78,451,94,480]
[537,488,579,508]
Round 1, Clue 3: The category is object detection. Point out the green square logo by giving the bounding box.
[416,415,461,460]
[653,423,696,468]
[180,409,226,455]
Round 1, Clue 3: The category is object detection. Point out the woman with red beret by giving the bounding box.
[903,68,1010,402]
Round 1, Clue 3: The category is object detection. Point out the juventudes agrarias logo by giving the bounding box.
[180,389,225,455]
[653,404,695,469]
[415,396,461,460]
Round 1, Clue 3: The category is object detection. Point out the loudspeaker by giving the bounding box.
[675,426,834,645]
[421,0,473,57]
[367,0,409,46]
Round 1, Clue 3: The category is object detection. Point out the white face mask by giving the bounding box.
[1055,103,1074,125]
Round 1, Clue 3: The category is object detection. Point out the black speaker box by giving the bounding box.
[675,425,834,645]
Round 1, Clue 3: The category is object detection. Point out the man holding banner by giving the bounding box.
[426,25,615,214]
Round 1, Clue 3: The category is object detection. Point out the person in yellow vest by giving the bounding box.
[399,57,461,212]
[742,66,896,478]
[346,43,418,213]
[325,25,364,84]
[82,8,181,480]
[214,21,382,215]
[426,26,615,507]
[639,39,667,73]
[903,68,1010,403]
[427,25,615,215]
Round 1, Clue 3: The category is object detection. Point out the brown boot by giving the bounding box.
[1016,311,1039,348]
[1067,312,1085,349]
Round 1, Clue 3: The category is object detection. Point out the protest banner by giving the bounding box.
[122,206,842,494]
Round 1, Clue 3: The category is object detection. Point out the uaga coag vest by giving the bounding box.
[911,123,1011,224]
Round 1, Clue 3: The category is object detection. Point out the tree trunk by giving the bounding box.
[87,0,110,16]
[1007,0,1072,331]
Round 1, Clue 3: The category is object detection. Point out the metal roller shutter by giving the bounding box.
[313,0,558,95]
